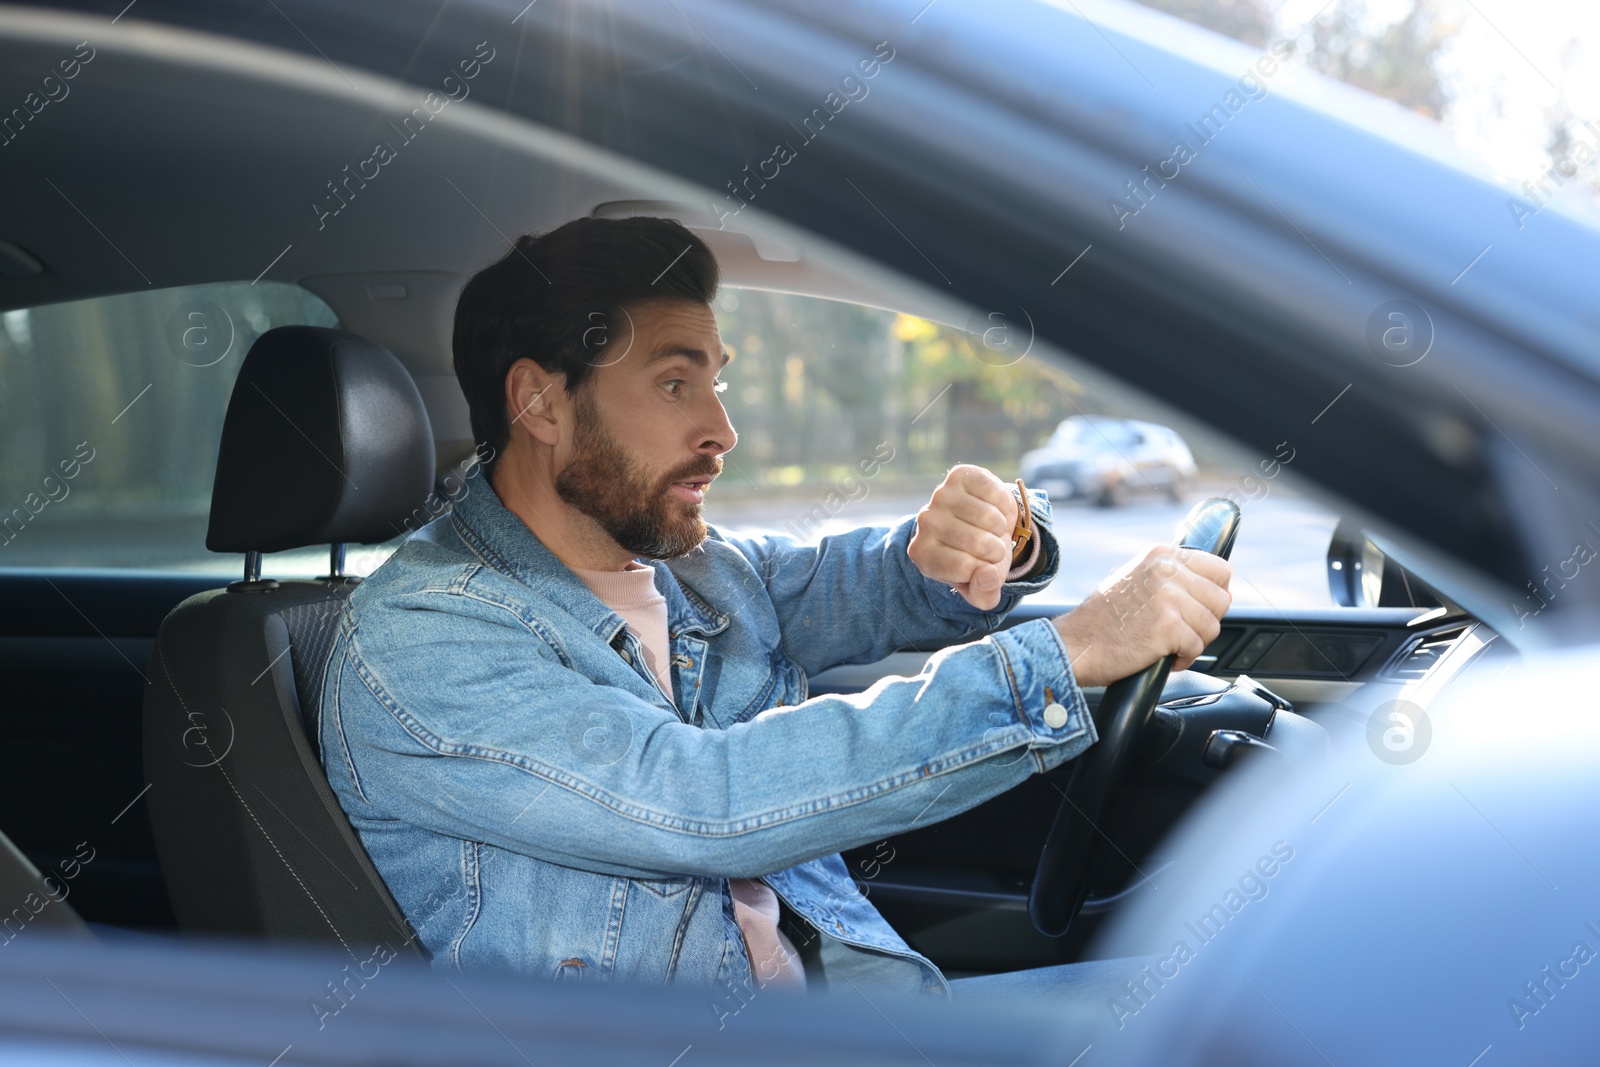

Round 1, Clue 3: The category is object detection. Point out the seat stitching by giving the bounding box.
[157,639,358,961]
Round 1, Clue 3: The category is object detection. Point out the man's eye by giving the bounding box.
[662,377,728,396]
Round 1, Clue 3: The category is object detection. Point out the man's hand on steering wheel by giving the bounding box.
[1052,545,1234,687]
[908,464,1022,611]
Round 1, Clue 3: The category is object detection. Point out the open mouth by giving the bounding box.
[669,476,714,503]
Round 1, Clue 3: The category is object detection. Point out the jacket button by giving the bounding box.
[620,650,633,665]
[1043,702,1069,729]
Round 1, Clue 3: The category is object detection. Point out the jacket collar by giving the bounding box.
[449,464,729,641]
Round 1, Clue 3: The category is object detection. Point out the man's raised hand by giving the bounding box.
[908,464,1021,611]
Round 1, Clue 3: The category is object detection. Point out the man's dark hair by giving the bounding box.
[452,216,720,476]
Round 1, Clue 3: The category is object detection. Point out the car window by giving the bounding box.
[0,279,1340,604]
[0,281,338,573]
[707,288,1340,609]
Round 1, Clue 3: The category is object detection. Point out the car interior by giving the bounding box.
[0,3,1532,984]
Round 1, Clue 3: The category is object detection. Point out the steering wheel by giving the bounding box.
[1028,496,1242,938]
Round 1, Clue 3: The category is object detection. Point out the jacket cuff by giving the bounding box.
[1006,525,1043,581]
[989,617,1095,768]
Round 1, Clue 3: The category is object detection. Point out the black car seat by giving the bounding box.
[141,325,435,961]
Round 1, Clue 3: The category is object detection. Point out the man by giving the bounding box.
[318,216,1231,1010]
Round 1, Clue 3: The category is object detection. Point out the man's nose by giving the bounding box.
[696,394,737,456]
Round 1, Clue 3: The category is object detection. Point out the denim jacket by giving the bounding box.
[318,464,1096,1008]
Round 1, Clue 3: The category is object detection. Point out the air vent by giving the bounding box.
[1385,624,1469,681]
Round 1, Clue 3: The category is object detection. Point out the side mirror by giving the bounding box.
[1326,517,1441,609]
[1327,517,1385,607]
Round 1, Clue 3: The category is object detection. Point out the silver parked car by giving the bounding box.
[1019,416,1197,507]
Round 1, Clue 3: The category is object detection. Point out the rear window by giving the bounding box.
[0,282,338,572]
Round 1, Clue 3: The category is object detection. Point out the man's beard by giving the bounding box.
[554,389,721,560]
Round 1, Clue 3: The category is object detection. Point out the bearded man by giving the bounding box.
[319,216,1230,1010]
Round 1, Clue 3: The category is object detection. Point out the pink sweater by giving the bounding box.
[570,561,807,990]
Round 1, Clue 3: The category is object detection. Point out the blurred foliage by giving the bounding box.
[1134,0,1279,47]
[0,283,335,512]
[1300,0,1460,120]
[713,290,1093,488]
[1538,39,1600,204]
[891,314,1084,416]
[1132,0,1459,119]
[0,283,336,567]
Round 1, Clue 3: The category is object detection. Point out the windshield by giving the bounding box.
[699,289,1339,610]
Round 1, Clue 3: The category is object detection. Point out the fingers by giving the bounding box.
[948,464,1014,512]
[951,560,1006,610]
[916,507,1011,566]
[1175,547,1233,593]
[974,555,1008,601]
[1128,545,1231,619]
[1171,586,1223,654]
[1056,544,1236,687]
[1123,593,1209,676]
[933,465,1015,539]
[1122,545,1229,664]
[910,539,1008,591]
[941,492,1011,540]
[1170,555,1232,620]
[908,467,1019,599]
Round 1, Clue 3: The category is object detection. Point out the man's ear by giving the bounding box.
[504,358,566,447]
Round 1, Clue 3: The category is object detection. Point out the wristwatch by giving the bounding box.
[1009,478,1035,567]
[1004,478,1045,582]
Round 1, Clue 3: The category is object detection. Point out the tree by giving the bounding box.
[1299,0,1460,120]
[893,315,1089,471]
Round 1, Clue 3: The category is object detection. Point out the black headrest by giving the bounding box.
[207,326,436,553]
